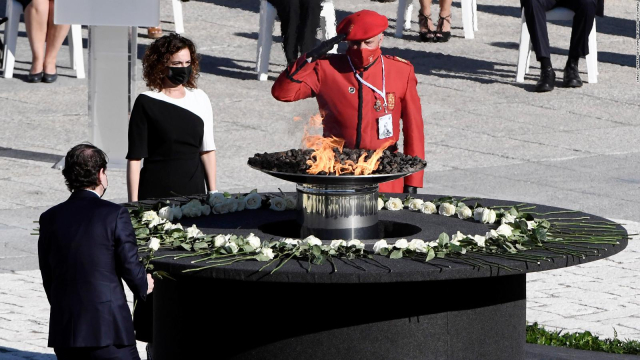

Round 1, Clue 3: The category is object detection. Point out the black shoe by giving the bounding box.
[435,14,452,43]
[563,62,583,88]
[27,72,44,83]
[534,66,555,92]
[42,72,58,83]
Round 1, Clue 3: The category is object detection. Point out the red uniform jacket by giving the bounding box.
[272,53,425,193]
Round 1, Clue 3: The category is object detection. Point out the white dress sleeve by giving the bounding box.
[199,90,216,152]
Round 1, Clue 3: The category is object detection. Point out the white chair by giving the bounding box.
[516,7,598,84]
[1,0,85,79]
[256,0,336,81]
[172,0,184,34]
[395,0,478,39]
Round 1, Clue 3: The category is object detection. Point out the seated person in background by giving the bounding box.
[268,0,324,66]
[38,143,153,360]
[520,0,604,92]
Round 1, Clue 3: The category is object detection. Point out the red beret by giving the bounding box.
[336,10,388,41]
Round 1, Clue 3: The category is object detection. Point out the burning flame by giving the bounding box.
[299,114,394,176]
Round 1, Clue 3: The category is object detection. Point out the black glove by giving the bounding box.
[403,185,418,194]
[305,34,346,62]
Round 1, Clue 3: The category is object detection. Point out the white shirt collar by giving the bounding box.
[84,189,101,197]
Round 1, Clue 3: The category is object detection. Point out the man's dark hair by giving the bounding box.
[62,143,108,192]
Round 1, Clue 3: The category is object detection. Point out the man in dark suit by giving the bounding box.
[520,0,604,92]
[38,143,153,360]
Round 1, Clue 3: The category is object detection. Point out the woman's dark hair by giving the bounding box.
[142,33,200,91]
[62,143,108,192]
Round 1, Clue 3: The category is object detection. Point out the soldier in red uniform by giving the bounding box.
[272,10,425,194]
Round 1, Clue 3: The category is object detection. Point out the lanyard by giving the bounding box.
[348,55,387,113]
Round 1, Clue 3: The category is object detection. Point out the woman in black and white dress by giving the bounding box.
[127,33,216,202]
[126,34,216,356]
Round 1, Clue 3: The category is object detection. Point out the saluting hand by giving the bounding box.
[306,34,347,62]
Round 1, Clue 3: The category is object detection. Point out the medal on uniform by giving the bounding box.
[374,99,382,112]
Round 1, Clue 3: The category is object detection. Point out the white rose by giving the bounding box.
[527,221,536,230]
[427,240,439,248]
[148,216,166,229]
[439,203,456,217]
[227,241,239,254]
[473,207,485,222]
[501,213,516,224]
[407,199,424,211]
[394,239,408,249]
[186,224,204,239]
[284,196,296,210]
[246,233,261,249]
[200,204,211,216]
[421,202,437,214]
[213,203,227,215]
[256,247,275,261]
[486,229,499,239]
[373,240,389,254]
[208,192,226,207]
[171,205,182,220]
[377,198,385,210]
[141,211,159,223]
[329,240,346,249]
[496,224,513,237]
[214,234,230,247]
[236,198,246,211]
[408,239,427,253]
[347,239,365,250]
[473,235,486,247]
[270,197,287,211]
[451,231,465,244]
[385,197,404,211]
[456,206,472,219]
[245,193,262,210]
[158,206,174,222]
[148,237,161,251]
[223,198,238,213]
[481,209,497,224]
[283,238,301,247]
[303,235,322,247]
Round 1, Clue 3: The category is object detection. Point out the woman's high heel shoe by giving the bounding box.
[435,13,452,43]
[418,13,435,43]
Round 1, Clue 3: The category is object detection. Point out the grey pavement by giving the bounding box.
[0,0,639,358]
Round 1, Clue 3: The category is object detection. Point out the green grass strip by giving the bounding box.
[526,322,640,355]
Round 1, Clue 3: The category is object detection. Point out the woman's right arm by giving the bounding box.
[127,160,141,202]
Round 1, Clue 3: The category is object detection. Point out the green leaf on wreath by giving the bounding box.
[312,245,322,256]
[193,242,209,250]
[425,248,435,262]
[135,227,150,237]
[379,248,390,256]
[438,233,450,247]
[436,251,445,258]
[181,243,192,251]
[390,249,404,259]
[312,254,325,265]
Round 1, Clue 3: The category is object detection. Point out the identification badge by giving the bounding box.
[378,114,393,139]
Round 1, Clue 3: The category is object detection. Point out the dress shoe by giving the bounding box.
[27,72,44,83]
[43,72,58,83]
[534,66,555,93]
[563,62,583,88]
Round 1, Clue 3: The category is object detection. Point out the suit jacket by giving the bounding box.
[38,190,148,348]
[597,0,603,17]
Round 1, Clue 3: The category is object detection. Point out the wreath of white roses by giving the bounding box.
[131,193,624,274]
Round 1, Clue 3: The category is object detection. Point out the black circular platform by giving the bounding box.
[148,194,628,360]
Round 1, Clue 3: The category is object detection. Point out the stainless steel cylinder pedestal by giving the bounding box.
[296,183,379,240]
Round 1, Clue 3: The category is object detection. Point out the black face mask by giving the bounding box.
[166,65,192,85]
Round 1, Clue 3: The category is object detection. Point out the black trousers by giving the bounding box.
[520,0,597,61]
[268,0,323,65]
[54,344,140,360]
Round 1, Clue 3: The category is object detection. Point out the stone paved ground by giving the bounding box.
[0,0,639,358]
